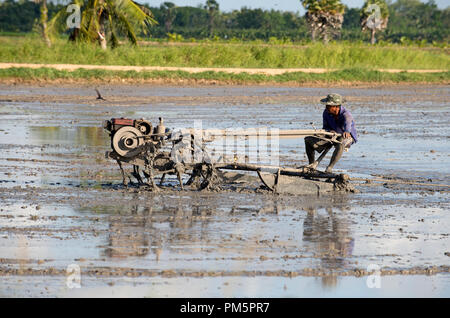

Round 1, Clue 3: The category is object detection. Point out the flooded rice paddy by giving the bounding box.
[0,83,448,297]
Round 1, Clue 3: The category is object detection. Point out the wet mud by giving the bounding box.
[0,83,449,297]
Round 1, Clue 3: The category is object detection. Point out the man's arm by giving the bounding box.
[342,112,354,139]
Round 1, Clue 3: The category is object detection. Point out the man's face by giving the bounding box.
[326,105,340,116]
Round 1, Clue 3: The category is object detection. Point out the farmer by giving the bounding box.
[304,93,357,173]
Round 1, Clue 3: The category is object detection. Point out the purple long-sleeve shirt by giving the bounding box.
[322,106,358,143]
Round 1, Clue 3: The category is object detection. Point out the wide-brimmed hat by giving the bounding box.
[320,93,345,106]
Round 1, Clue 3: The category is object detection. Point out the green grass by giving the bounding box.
[0,36,449,70]
[1,67,448,84]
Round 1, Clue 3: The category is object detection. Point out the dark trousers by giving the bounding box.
[304,136,353,170]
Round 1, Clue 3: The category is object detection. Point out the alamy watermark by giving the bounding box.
[169,121,280,166]
[66,4,81,29]
[366,264,381,289]
[66,264,81,289]
[365,4,382,30]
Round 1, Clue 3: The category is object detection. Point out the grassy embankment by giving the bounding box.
[0,36,449,83]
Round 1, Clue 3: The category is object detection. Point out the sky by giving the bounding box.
[144,0,449,13]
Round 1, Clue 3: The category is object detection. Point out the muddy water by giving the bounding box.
[0,84,449,297]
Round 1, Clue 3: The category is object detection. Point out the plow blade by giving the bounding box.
[256,171,336,195]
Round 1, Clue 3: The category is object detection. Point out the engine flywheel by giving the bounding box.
[112,126,144,158]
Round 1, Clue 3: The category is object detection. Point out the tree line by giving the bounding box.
[0,0,448,44]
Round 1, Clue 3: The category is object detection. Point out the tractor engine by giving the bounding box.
[103,117,165,158]
[103,117,200,189]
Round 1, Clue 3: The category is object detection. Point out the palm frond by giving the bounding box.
[108,13,120,48]
[48,0,157,47]
[107,1,138,45]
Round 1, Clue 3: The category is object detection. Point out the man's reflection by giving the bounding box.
[302,204,354,288]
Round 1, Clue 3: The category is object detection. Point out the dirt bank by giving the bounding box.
[1,62,447,74]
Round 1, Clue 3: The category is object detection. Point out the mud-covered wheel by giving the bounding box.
[186,163,221,191]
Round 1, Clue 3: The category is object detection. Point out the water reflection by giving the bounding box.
[105,205,151,258]
[30,126,108,147]
[302,201,354,288]
[77,196,218,259]
[75,193,355,290]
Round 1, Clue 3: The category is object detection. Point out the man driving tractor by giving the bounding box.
[304,93,358,173]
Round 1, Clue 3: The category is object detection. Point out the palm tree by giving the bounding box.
[34,0,52,47]
[204,0,219,37]
[160,2,176,33]
[301,0,345,43]
[49,0,157,49]
[360,0,389,44]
